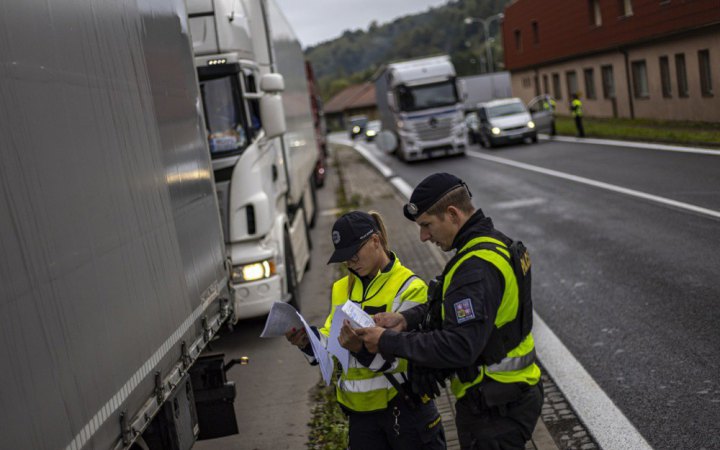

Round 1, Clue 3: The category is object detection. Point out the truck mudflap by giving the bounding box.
[190,354,246,440]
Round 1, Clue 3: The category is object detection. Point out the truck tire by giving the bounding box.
[308,177,318,229]
[284,230,301,312]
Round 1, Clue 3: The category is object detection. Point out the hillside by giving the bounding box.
[305,0,511,101]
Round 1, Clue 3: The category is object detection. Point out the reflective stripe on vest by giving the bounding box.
[442,236,540,399]
[324,255,428,412]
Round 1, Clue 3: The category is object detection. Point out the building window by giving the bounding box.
[659,56,672,98]
[584,68,597,99]
[522,77,532,88]
[543,74,550,94]
[699,49,713,97]
[532,21,539,44]
[601,65,616,98]
[631,60,649,99]
[590,0,602,26]
[552,73,562,99]
[619,0,633,16]
[514,30,522,51]
[566,70,578,98]
[675,53,689,97]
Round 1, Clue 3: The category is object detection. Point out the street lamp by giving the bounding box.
[464,13,504,74]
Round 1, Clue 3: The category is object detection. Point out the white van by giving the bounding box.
[474,98,538,148]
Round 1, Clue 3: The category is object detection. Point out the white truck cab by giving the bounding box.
[188,0,318,319]
[375,55,467,161]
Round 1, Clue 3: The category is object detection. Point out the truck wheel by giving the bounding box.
[308,177,318,229]
[284,230,301,311]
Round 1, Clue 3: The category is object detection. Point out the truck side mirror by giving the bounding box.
[260,73,286,138]
[375,131,398,153]
[260,73,285,93]
[387,92,396,112]
[458,79,468,101]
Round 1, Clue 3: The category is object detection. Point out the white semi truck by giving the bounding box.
[0,0,243,448]
[187,0,320,319]
[374,55,467,161]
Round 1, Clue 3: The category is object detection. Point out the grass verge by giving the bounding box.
[555,116,720,148]
[307,376,348,449]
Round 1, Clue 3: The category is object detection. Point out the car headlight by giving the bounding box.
[528,121,536,129]
[352,126,360,133]
[491,127,501,135]
[232,260,276,283]
[366,130,377,137]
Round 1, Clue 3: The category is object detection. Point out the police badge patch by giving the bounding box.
[454,298,475,323]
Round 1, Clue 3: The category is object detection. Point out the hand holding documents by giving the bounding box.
[341,300,375,328]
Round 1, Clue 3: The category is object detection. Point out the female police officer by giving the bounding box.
[286,210,446,450]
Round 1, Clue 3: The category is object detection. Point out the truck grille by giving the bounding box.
[414,116,453,141]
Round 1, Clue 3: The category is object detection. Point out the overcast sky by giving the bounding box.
[274,0,451,48]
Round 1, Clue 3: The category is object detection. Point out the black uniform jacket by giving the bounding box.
[378,211,508,369]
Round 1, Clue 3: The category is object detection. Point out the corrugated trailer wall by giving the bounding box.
[0,0,227,448]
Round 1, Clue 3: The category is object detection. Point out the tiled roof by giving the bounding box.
[324,83,376,113]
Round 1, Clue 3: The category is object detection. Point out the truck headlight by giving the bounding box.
[491,127,501,135]
[397,121,404,129]
[232,260,276,283]
[528,121,536,129]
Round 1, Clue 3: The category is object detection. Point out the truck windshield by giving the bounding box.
[487,102,527,118]
[397,81,458,112]
[200,75,249,158]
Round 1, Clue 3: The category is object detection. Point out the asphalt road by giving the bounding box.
[341,135,720,450]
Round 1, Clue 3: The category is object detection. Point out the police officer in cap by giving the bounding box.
[286,210,446,450]
[356,174,543,450]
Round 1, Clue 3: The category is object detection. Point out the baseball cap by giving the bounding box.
[327,211,378,264]
[403,173,471,221]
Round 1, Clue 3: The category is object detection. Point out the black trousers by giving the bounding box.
[455,382,543,450]
[574,116,585,137]
[348,395,446,450]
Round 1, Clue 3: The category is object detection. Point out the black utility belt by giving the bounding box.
[464,379,532,410]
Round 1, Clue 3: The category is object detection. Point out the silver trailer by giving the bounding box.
[460,72,512,111]
[0,0,237,448]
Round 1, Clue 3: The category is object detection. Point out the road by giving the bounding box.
[338,134,720,450]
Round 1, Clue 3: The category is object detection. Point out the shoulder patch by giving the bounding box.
[453,298,476,324]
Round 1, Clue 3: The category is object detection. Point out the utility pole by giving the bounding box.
[464,13,504,74]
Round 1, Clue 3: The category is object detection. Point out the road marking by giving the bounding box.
[540,135,720,156]
[467,152,720,220]
[493,197,547,210]
[354,142,394,178]
[533,313,653,450]
[389,176,414,199]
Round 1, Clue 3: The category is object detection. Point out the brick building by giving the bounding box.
[502,0,720,122]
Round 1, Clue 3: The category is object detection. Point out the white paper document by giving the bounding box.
[341,300,376,328]
[259,301,304,338]
[297,313,334,385]
[327,306,351,373]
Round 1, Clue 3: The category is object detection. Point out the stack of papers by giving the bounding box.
[260,300,380,383]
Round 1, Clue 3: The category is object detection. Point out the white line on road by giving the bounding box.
[533,313,654,450]
[389,176,414,199]
[467,152,720,220]
[354,142,394,178]
[541,135,720,156]
[493,197,547,210]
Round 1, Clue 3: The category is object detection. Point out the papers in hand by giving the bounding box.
[260,302,333,385]
[341,300,375,328]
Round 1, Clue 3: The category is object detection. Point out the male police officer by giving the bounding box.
[356,173,543,450]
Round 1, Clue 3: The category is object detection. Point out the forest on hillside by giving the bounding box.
[305,0,511,101]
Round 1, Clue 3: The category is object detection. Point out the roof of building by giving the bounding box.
[324,83,376,114]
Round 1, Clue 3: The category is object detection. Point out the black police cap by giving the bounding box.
[327,211,378,264]
[403,173,471,221]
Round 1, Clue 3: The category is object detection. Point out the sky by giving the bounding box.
[274,0,451,48]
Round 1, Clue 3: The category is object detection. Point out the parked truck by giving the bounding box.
[374,55,467,161]
[0,0,243,448]
[187,0,320,319]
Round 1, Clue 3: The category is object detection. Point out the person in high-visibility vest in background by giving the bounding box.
[571,93,585,137]
[542,95,557,136]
